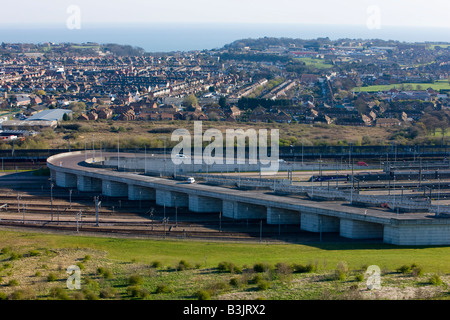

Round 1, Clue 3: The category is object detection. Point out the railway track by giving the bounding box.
[0,218,300,243]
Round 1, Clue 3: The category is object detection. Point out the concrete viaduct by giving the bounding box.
[47,151,450,246]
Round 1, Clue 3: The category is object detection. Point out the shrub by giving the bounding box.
[72,291,85,300]
[99,287,117,299]
[218,261,241,274]
[275,262,293,275]
[355,274,364,282]
[253,262,272,273]
[151,261,162,268]
[9,252,23,260]
[207,281,230,295]
[128,274,143,286]
[49,287,70,300]
[8,279,19,287]
[97,267,112,279]
[102,269,113,279]
[83,255,91,263]
[0,292,7,300]
[195,290,211,300]
[47,273,58,282]
[429,274,442,286]
[155,284,172,294]
[412,266,424,277]
[397,265,412,274]
[76,262,85,270]
[292,263,315,273]
[249,274,264,285]
[257,280,270,291]
[97,267,106,275]
[335,261,349,281]
[1,247,11,255]
[83,289,100,300]
[127,286,150,299]
[28,250,40,257]
[229,277,241,288]
[9,290,24,300]
[176,260,192,271]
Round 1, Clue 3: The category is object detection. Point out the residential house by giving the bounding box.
[376,118,402,127]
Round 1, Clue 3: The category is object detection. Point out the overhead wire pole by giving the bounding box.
[117,134,120,171]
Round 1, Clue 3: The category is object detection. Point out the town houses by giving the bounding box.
[0,39,448,131]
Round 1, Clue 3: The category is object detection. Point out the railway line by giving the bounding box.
[0,182,308,243]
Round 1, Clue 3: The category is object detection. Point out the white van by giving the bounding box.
[187,177,195,184]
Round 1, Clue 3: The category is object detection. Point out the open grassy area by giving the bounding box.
[294,57,334,69]
[0,228,449,300]
[354,80,450,93]
[2,120,396,150]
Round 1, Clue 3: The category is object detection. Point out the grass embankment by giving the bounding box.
[0,229,449,300]
[0,120,396,150]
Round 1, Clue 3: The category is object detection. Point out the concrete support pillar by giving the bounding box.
[55,172,77,188]
[189,195,222,213]
[50,169,56,182]
[301,213,340,233]
[267,207,300,225]
[340,218,383,239]
[102,180,128,197]
[155,189,188,208]
[77,175,102,192]
[384,224,450,246]
[222,201,266,220]
[128,185,156,201]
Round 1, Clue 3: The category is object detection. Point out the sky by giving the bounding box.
[1,0,449,29]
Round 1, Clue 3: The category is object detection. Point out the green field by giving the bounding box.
[294,57,334,69]
[428,44,450,50]
[354,80,450,93]
[1,229,449,271]
[1,228,449,300]
[0,228,449,300]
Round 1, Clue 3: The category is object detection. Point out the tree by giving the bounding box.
[218,96,227,108]
[69,102,86,113]
[183,94,198,110]
[354,97,369,115]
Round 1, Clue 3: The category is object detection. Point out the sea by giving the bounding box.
[1,23,449,52]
